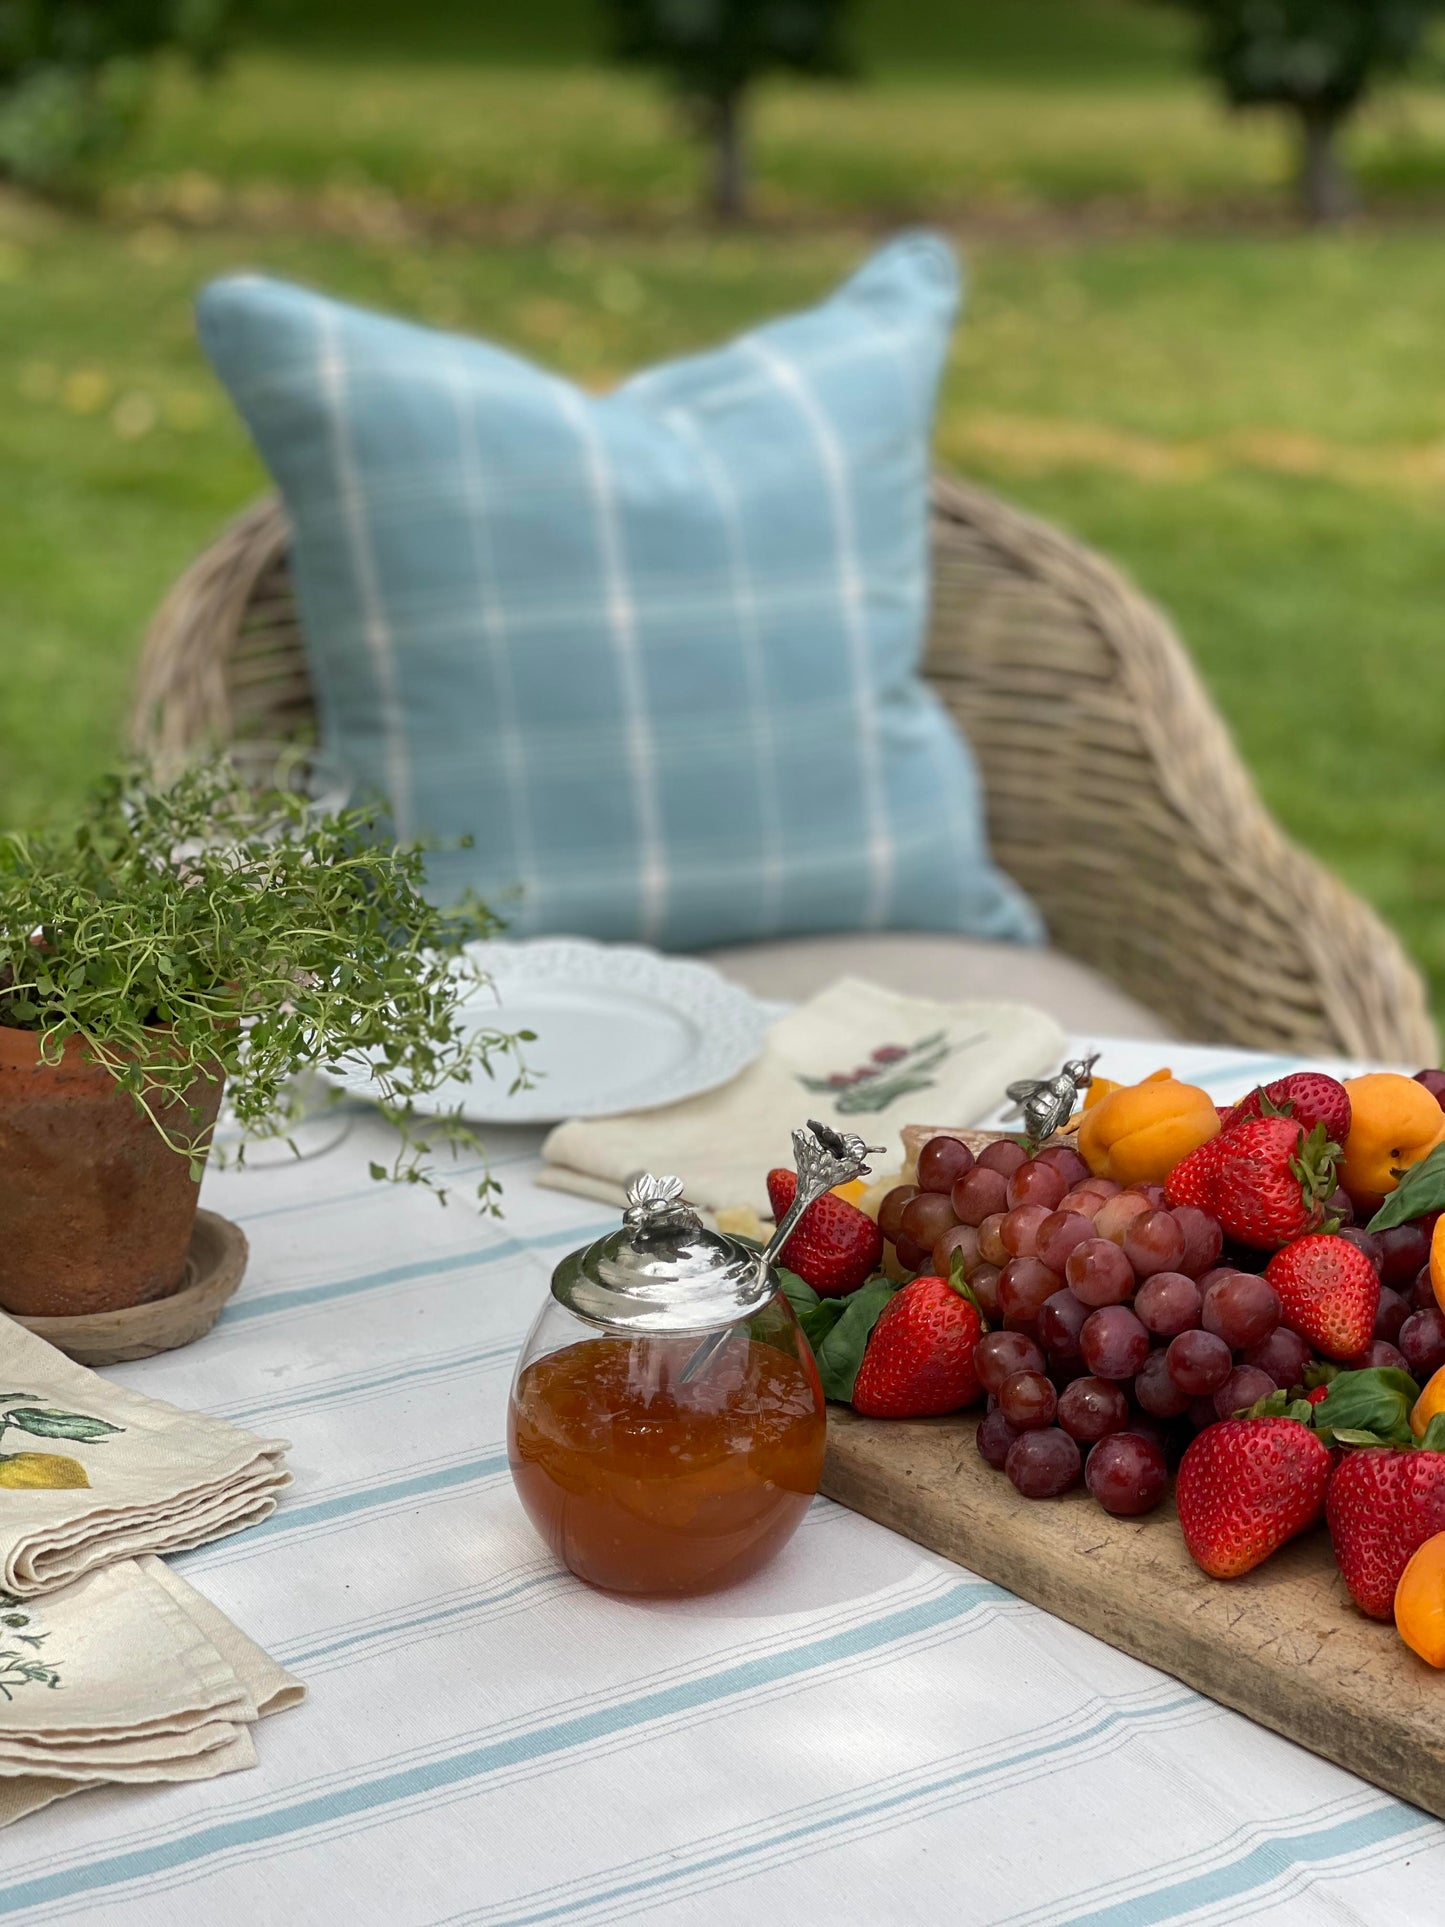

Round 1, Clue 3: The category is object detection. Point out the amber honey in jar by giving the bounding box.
[508,1174,826,1596]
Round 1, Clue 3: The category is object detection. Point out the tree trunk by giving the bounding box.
[709,90,746,222]
[1296,105,1356,226]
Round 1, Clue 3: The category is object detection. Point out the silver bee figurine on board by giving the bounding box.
[1004,1052,1100,1146]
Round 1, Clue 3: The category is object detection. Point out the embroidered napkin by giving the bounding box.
[0,1319,290,1597]
[539,976,1065,1216]
[0,1555,304,1826]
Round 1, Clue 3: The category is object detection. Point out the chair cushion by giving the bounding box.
[196,237,1040,952]
[701,933,1174,1040]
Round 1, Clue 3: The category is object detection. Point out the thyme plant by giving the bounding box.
[0,762,525,1206]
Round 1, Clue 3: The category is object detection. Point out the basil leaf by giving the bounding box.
[1313,1368,1420,1446]
[1367,1141,1445,1232]
[776,1268,818,1317]
[1420,1413,1445,1453]
[815,1281,897,1403]
[798,1298,848,1353]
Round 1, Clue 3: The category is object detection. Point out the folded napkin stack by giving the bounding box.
[540,976,1066,1215]
[0,1318,302,1827]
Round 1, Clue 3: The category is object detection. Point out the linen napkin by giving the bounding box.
[0,1554,304,1827]
[0,1318,290,1596]
[540,976,1065,1216]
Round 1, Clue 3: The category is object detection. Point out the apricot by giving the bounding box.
[1395,1530,1445,1668]
[1338,1073,1445,1212]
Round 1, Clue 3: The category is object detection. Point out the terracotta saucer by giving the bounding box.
[6,1210,249,1366]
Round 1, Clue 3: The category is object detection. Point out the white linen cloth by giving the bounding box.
[2,1038,1442,1924]
[0,1556,303,1828]
[539,976,1065,1214]
[0,1320,289,1597]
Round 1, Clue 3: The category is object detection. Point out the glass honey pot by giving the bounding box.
[507,1124,881,1596]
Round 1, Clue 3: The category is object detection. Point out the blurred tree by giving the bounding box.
[604,0,854,220]
[1157,0,1445,222]
[0,0,245,194]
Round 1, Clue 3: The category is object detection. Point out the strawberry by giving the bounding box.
[1264,1235,1380,1362]
[1305,1383,1331,1407]
[1225,1072,1352,1146]
[1167,1115,1338,1250]
[1326,1443,1445,1619]
[1176,1417,1332,1579]
[766,1168,884,1298]
[851,1273,983,1417]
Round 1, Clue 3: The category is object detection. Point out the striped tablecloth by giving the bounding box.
[3,1037,1444,1925]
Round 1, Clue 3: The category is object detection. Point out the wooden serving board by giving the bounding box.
[822,1406,1445,1819]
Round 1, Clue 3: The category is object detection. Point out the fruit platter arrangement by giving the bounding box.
[742,1060,1445,1810]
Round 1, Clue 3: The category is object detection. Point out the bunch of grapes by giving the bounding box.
[875,1132,1426,1521]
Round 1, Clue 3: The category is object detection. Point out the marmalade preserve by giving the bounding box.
[507,1172,828,1596]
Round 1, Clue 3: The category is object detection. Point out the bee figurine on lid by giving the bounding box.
[507,1121,881,1595]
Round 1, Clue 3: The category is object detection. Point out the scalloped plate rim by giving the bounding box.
[327,937,774,1123]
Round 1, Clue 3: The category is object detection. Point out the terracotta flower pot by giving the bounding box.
[0,1027,225,1318]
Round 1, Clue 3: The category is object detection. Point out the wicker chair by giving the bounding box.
[131,478,1436,1062]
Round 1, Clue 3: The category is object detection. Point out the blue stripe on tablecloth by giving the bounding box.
[0,1581,1001,1918]
[284,1571,562,1669]
[221,1219,613,1324]
[223,1145,543,1225]
[453,1690,1205,1927]
[211,1338,521,1424]
[1049,1799,1436,1926]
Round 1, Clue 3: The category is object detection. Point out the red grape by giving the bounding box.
[998,1370,1058,1429]
[999,1257,1061,1328]
[1336,1227,1384,1276]
[1123,1210,1187,1279]
[893,1233,929,1274]
[1374,1285,1410,1345]
[1133,1271,1202,1338]
[1171,1204,1224,1277]
[917,1135,975,1194]
[1035,1209,1096,1274]
[1200,1271,1281,1349]
[977,1407,1021,1469]
[975,1329,1046,1395]
[900,1191,957,1252]
[1056,1374,1129,1442]
[969,1263,1003,1321]
[1378,1223,1432,1289]
[1355,1340,1409,1372]
[1080,1306,1151,1379]
[1243,1324,1312,1391]
[1094,1193,1153,1245]
[977,1139,1030,1178]
[1058,1187,1108,1221]
[1414,1067,1445,1111]
[1005,1427,1082,1498]
[1166,1329,1232,1396]
[1125,1182,1170,1209]
[1006,1160,1068,1213]
[1086,1432,1168,1516]
[1400,1307,1445,1381]
[1034,1145,1091,1187]
[978,1213,1009,1267]
[1000,1204,1051,1259]
[1323,1187,1355,1228]
[1413,1265,1439,1311]
[1038,1289,1089,1360]
[1212,1365,1276,1420]
[877,1185,918,1243]
[1134,1348,1191,1417]
[933,1222,983,1279]
[1065,1238,1135,1309]
[1188,1396,1220,1431]
[952,1166,1009,1226]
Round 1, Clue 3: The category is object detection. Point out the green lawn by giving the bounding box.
[5,1,1445,1012]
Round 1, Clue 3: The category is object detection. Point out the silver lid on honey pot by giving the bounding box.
[549,1123,884,1338]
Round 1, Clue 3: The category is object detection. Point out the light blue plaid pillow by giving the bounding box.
[198,236,1040,950]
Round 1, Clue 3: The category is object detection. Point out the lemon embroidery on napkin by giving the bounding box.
[0,1396,124,1490]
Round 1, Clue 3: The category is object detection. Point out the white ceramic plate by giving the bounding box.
[330,938,774,1125]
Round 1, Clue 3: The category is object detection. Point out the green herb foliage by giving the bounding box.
[1367,1141,1445,1232]
[0,761,525,1205]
